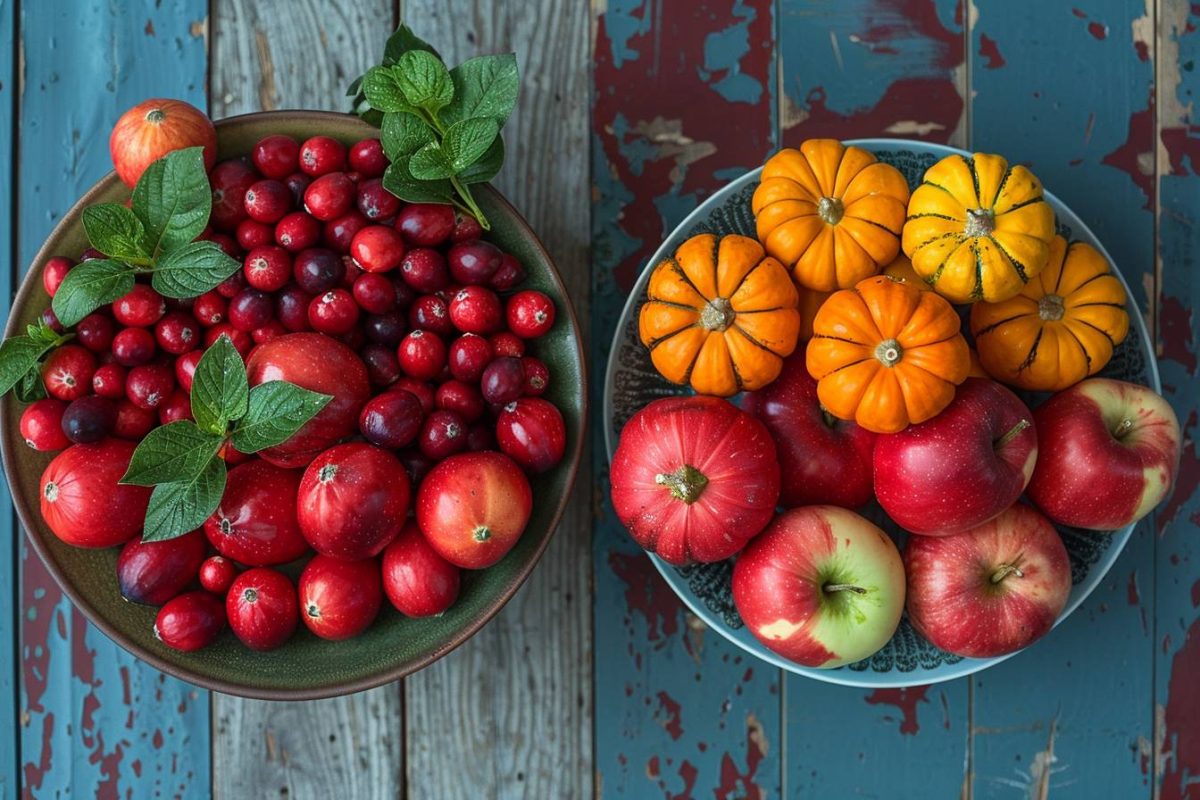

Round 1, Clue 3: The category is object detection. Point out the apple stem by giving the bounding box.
[823,583,867,595]
[994,419,1031,450]
[990,564,1025,584]
[1112,418,1135,439]
[655,464,709,504]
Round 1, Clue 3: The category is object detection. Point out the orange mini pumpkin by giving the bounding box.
[971,236,1129,391]
[807,275,970,433]
[752,140,910,292]
[639,233,801,397]
[797,287,833,341]
[882,253,931,292]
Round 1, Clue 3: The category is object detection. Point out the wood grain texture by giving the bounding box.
[17,2,211,798]
[396,2,593,797]
[208,3,405,799]
[967,3,1157,798]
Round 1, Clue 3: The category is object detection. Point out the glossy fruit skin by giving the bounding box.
[43,256,73,296]
[154,311,201,354]
[275,211,322,252]
[297,443,411,560]
[447,240,502,285]
[92,363,128,399]
[116,529,207,605]
[732,505,906,668]
[610,396,780,565]
[382,521,460,616]
[489,331,525,359]
[62,396,117,443]
[452,213,484,243]
[392,378,435,414]
[298,555,383,640]
[506,290,556,338]
[449,287,504,335]
[246,333,370,467]
[243,245,293,292]
[365,311,406,346]
[77,312,116,352]
[125,363,175,410]
[520,357,550,397]
[299,136,348,177]
[198,556,238,594]
[742,356,877,509]
[40,439,151,548]
[408,295,455,338]
[158,390,193,424]
[303,172,355,221]
[361,343,402,388]
[109,98,217,187]
[236,218,275,250]
[349,139,387,177]
[448,334,493,382]
[398,330,447,381]
[480,357,525,406]
[293,247,344,294]
[192,290,227,326]
[1027,378,1182,530]
[355,178,401,221]
[359,390,424,449]
[113,284,166,327]
[418,410,468,460]
[244,179,292,223]
[154,591,226,652]
[399,248,450,293]
[396,204,456,247]
[227,568,299,651]
[276,284,314,332]
[352,272,397,314]
[112,399,155,440]
[210,160,258,230]
[904,503,1070,658]
[488,254,526,292]
[416,451,533,569]
[308,288,360,335]
[324,210,369,253]
[42,345,96,401]
[174,350,203,393]
[252,134,300,179]
[351,225,407,273]
[204,460,310,566]
[435,380,486,423]
[21,399,71,451]
[111,327,157,367]
[495,398,567,473]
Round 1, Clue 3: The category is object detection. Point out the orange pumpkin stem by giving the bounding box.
[655,464,709,504]
[964,207,995,237]
[990,563,1025,584]
[698,297,736,332]
[1037,293,1065,321]
[817,196,844,225]
[874,338,904,367]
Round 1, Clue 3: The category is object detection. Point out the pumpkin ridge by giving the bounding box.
[811,332,869,346]
[1070,301,1128,310]
[927,239,964,286]
[905,212,960,223]
[1060,324,1094,370]
[911,231,963,256]
[709,236,722,297]
[644,297,703,313]
[986,235,1031,283]
[730,322,777,355]
[994,195,1046,217]
[677,341,703,388]
[971,312,1033,338]
[1016,326,1045,372]
[820,355,872,377]
[642,321,699,350]
[824,142,850,198]
[842,214,902,237]
[917,179,960,204]
[973,243,985,301]
[1072,317,1120,347]
[989,165,1013,210]
[1058,269,1106,296]
[666,255,709,304]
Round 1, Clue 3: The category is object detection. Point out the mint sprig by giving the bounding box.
[123,335,331,542]
[351,23,520,230]
[0,320,73,398]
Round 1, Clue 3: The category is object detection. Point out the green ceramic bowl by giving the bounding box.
[1,111,586,699]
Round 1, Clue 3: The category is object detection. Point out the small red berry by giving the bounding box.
[252,134,301,179]
[227,568,299,651]
[43,256,74,297]
[449,286,504,335]
[276,284,314,332]
[489,331,525,358]
[158,390,193,424]
[496,397,567,473]
[304,172,356,221]
[356,178,401,221]
[208,232,243,259]
[364,311,406,346]
[448,334,493,382]
[199,556,238,594]
[113,284,166,327]
[408,294,455,338]
[241,245,291,292]
[210,159,258,230]
[235,218,275,251]
[216,270,247,299]
[359,389,425,449]
[283,172,313,205]
[435,380,486,423]
[348,139,388,177]
[447,240,502,285]
[391,377,436,414]
[395,203,456,247]
[252,321,287,344]
[293,248,344,294]
[399,248,449,293]
[298,555,383,641]
[192,290,227,326]
[113,398,155,440]
[352,272,397,314]
[324,210,369,253]
[228,289,274,332]
[42,345,96,401]
[275,211,322,252]
[382,522,461,617]
[111,327,157,366]
[92,363,127,399]
[155,591,226,652]
[63,396,118,443]
[361,342,402,388]
[397,330,446,381]
[299,136,348,177]
[506,290,557,338]
[126,364,175,410]
[489,253,527,292]
[451,212,484,243]
[40,307,63,334]
[480,357,525,406]
[76,313,116,353]
[204,324,253,356]
[154,312,201,355]
[21,399,71,451]
[308,289,360,335]
[418,409,468,460]
[174,351,203,393]
[244,179,292,223]
[522,357,551,396]
[350,225,406,273]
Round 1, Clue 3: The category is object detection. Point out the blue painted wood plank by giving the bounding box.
[968,3,1156,797]
[17,2,211,797]
[1154,5,1200,798]
[592,2,783,796]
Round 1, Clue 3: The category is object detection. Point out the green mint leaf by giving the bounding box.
[0,337,48,396]
[141,457,227,542]
[443,54,520,127]
[82,203,150,262]
[190,335,248,436]
[442,117,500,173]
[26,320,63,345]
[151,240,242,299]
[230,381,332,454]
[382,161,455,204]
[454,136,504,185]
[15,368,47,403]
[131,147,211,256]
[120,421,226,486]
[363,66,419,115]
[380,111,437,162]
[382,23,441,64]
[393,50,454,114]
[51,259,136,327]
[408,142,457,181]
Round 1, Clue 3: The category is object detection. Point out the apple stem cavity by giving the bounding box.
[994,418,1031,450]
[818,196,844,225]
[1112,417,1135,439]
[990,563,1025,584]
[472,525,492,542]
[655,464,709,504]
[318,464,339,484]
[823,582,867,595]
[874,338,904,368]
[699,297,735,332]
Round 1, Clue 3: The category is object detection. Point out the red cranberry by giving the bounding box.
[397,448,436,484]
[359,390,424,448]
[244,179,292,223]
[390,274,416,309]
[210,160,258,230]
[40,307,63,333]
[419,409,467,460]
[216,270,247,299]
[113,284,166,327]
[324,210,369,253]
[448,334,493,382]
[299,136,348,177]
[276,284,315,332]
[192,291,227,326]
[155,592,226,652]
[467,423,497,451]
[79,247,105,261]
[252,134,300,179]
[480,357,525,406]
[248,321,282,344]
[126,364,175,410]
[293,248,344,293]
[227,568,299,651]
[399,248,449,293]
[275,211,322,251]
[304,172,356,221]
[350,225,406,273]
[158,390,193,424]
[199,556,238,594]
[208,232,243,259]
[356,178,401,221]
[397,330,447,381]
[42,345,96,401]
[353,273,397,314]
[308,289,360,335]
[489,331,525,358]
[364,311,406,345]
[449,286,504,334]
[507,290,557,338]
[339,327,367,351]
[112,327,157,366]
[451,212,484,243]
[496,397,567,473]
[43,256,73,297]
[395,203,456,247]
[298,556,383,640]
[154,312,200,355]
[175,351,203,393]
[489,253,527,291]
[243,245,292,292]
[447,240,503,285]
[348,139,387,177]
[236,218,275,250]
[391,377,435,414]
[62,396,117,443]
[76,313,115,353]
[113,399,156,440]
[408,295,455,338]
[435,380,486,423]
[204,324,253,356]
[284,172,313,205]
[229,289,274,332]
[21,399,71,451]
[341,256,364,288]
[92,363,127,399]
[361,343,402,387]
[522,357,551,396]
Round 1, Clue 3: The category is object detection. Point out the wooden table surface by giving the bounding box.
[0,0,1197,797]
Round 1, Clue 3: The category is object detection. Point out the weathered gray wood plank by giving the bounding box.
[398,1,593,798]
[208,3,405,799]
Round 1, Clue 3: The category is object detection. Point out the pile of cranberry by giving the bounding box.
[20,132,568,653]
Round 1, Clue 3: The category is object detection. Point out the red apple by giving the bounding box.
[742,355,876,508]
[904,502,1070,658]
[874,378,1038,536]
[1027,378,1181,530]
[731,506,905,668]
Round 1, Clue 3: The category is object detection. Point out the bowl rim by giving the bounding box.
[602,136,1159,688]
[2,109,588,700]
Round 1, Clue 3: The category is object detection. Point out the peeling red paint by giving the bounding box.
[1134,40,1150,61]
[1128,571,1141,606]
[865,686,929,735]
[714,715,768,800]
[22,712,54,798]
[787,78,963,145]
[1101,94,1156,209]
[656,691,684,740]
[1191,580,1200,608]
[1087,21,1108,39]
[1072,7,1087,18]
[1160,296,1198,375]
[1161,617,1200,800]
[978,34,1006,69]
[672,760,699,800]
[608,551,683,645]
[1159,411,1198,531]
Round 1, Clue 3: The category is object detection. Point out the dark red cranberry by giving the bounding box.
[76,313,115,353]
[276,284,315,332]
[20,399,71,451]
[408,295,455,338]
[204,324,253,356]
[210,160,258,230]
[361,343,402,387]
[341,256,364,288]
[275,211,322,251]
[466,423,497,452]
[395,204,456,247]
[174,351,203,393]
[390,275,417,311]
[399,248,449,293]
[338,326,367,351]
[307,289,360,335]
[419,410,468,460]
[304,172,356,221]
[216,270,247,299]
[481,357,526,406]
[42,345,96,401]
[522,357,551,396]
[236,218,275,250]
[228,289,274,332]
[92,363,127,399]
[252,321,286,344]
[449,286,504,334]
[192,291,227,327]
[364,311,406,345]
[356,178,401,221]
[451,212,484,243]
[507,290,557,338]
[158,390,193,424]
[397,447,436,484]
[244,179,292,224]
[208,232,243,259]
[154,312,200,355]
[252,134,301,179]
[324,210,369,253]
[436,380,486,423]
[359,390,424,449]
[165,296,195,312]
[113,399,156,440]
[199,556,238,594]
[348,139,387,177]
[79,247,105,261]
[40,307,63,333]
[243,245,292,292]
[489,331,525,358]
[391,377,436,414]
[62,396,117,443]
[283,172,313,205]
[350,225,406,273]
[43,256,73,297]
[299,136,348,177]
[489,253,527,291]
[496,397,567,473]
[447,240,503,286]
[352,273,397,314]
[448,334,493,382]
[112,327,157,367]
[155,591,227,652]
[126,364,175,410]
[113,284,166,327]
[397,330,446,380]
[293,248,344,294]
